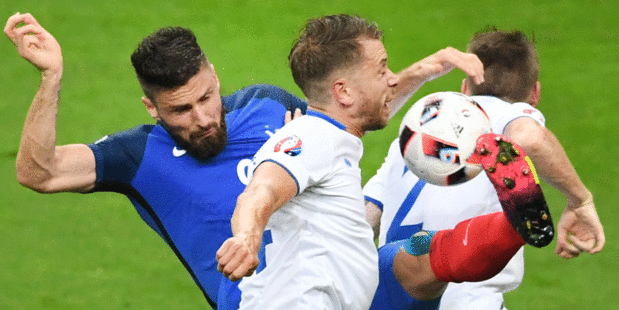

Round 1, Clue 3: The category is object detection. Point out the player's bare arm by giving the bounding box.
[6,13,96,193]
[216,161,297,281]
[365,200,382,241]
[505,117,605,257]
[388,47,485,119]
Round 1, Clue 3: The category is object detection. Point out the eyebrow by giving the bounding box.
[199,87,214,101]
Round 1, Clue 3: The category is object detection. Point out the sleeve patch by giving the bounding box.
[274,135,303,156]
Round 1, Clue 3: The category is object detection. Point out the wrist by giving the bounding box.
[567,190,593,209]
[235,231,263,253]
[41,68,63,81]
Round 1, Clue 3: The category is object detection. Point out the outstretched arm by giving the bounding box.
[505,117,604,258]
[216,162,297,281]
[5,13,96,193]
[389,47,484,119]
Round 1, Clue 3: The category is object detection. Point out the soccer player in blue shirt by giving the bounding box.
[6,13,305,309]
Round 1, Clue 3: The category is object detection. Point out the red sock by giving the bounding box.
[429,212,526,283]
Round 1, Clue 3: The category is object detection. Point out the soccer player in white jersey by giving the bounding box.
[213,14,489,309]
[462,29,604,260]
[215,15,571,310]
[364,28,605,309]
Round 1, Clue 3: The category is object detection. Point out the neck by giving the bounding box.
[307,105,365,138]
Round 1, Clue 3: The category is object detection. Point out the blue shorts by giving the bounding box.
[370,240,441,310]
[217,277,241,310]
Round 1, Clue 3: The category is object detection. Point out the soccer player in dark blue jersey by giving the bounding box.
[6,13,305,309]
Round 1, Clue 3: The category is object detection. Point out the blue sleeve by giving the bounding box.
[222,84,307,114]
[87,124,154,194]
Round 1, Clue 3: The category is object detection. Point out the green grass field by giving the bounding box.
[1,0,617,309]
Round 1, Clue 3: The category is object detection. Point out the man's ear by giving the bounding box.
[528,81,541,107]
[332,79,354,108]
[210,63,220,89]
[142,97,160,120]
[461,78,471,95]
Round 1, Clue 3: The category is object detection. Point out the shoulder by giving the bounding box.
[90,124,155,149]
[472,96,545,133]
[88,124,159,167]
[87,124,157,192]
[109,124,155,140]
[222,84,307,112]
[279,115,358,160]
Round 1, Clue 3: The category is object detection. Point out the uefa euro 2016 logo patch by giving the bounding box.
[274,135,303,156]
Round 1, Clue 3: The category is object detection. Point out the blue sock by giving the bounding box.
[404,230,437,256]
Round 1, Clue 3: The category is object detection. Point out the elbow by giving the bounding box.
[16,166,53,194]
[509,125,547,156]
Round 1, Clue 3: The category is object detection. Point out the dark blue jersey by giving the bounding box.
[87,85,306,309]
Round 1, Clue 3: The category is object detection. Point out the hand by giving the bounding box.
[417,47,484,85]
[284,108,303,124]
[4,12,62,74]
[216,234,261,281]
[555,199,605,259]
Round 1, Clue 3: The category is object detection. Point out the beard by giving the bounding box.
[159,108,228,161]
[363,115,388,132]
[361,100,390,132]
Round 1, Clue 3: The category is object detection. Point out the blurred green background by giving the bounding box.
[1,0,617,309]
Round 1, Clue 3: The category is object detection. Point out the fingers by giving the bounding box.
[216,238,259,281]
[22,13,42,28]
[21,34,42,50]
[4,12,23,42]
[423,47,484,85]
[555,239,581,258]
[568,234,594,252]
[590,228,605,254]
[284,108,303,124]
[14,23,43,37]
[555,226,605,259]
[448,50,484,85]
[573,229,605,255]
[556,247,580,259]
[589,237,605,255]
[554,222,582,259]
[293,107,302,119]
[5,13,43,45]
[284,110,292,124]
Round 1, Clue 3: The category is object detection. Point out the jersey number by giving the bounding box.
[236,158,255,185]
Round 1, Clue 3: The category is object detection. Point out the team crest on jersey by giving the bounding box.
[274,135,303,156]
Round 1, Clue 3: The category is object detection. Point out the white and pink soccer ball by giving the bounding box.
[399,92,492,186]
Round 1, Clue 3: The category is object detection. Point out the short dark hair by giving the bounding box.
[466,27,539,103]
[288,14,383,100]
[131,27,208,101]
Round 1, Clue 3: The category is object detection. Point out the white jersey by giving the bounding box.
[239,111,378,310]
[363,96,545,310]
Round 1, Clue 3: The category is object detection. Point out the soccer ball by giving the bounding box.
[399,92,491,186]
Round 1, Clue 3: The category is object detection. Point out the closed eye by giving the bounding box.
[171,105,192,113]
[198,94,210,102]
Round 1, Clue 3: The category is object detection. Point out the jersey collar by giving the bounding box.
[306,110,346,131]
